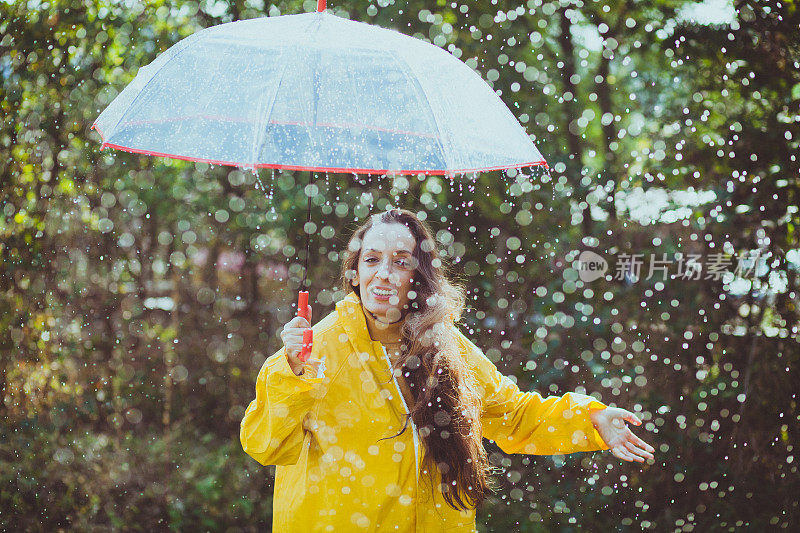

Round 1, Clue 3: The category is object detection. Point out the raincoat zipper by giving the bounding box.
[381,345,420,489]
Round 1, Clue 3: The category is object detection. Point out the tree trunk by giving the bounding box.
[596,55,618,222]
[557,7,593,238]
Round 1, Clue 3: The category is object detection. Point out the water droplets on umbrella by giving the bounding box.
[252,168,277,223]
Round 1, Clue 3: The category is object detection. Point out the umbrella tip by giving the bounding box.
[317,0,326,12]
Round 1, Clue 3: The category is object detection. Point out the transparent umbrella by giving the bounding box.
[93,4,546,175]
[93,0,549,358]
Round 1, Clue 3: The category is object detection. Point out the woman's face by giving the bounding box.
[354,222,417,323]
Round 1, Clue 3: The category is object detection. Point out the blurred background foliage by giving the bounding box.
[1,0,798,530]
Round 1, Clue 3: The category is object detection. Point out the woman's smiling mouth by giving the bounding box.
[371,287,396,298]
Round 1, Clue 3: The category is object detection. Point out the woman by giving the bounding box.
[240,209,654,532]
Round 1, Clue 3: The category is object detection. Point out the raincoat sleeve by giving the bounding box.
[240,347,326,466]
[458,331,610,455]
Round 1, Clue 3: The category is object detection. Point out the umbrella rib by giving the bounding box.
[307,15,325,166]
[104,32,202,140]
[390,51,454,173]
[251,13,325,168]
[250,60,292,168]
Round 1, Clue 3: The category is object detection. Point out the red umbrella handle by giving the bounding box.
[297,291,313,362]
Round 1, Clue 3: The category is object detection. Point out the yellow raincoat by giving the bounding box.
[240,292,609,532]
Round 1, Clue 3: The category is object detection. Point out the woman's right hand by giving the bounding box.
[280,306,312,375]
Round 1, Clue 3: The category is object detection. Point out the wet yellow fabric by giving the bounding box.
[240,292,609,532]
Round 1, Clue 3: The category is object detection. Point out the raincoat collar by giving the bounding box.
[336,291,382,356]
[336,292,409,427]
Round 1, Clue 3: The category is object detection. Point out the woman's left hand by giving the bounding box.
[589,407,655,463]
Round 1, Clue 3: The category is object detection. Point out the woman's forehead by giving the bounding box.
[362,222,415,250]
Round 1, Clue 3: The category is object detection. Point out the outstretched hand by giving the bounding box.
[590,407,655,463]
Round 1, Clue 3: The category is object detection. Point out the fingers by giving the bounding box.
[606,410,656,463]
[620,411,656,455]
[622,410,642,426]
[281,314,313,362]
[285,316,311,330]
[284,348,304,375]
[630,432,656,454]
[624,440,654,461]
[283,333,306,363]
[615,444,645,463]
[611,446,640,463]
[282,332,307,347]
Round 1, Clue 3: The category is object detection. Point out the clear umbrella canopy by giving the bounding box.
[94,11,547,175]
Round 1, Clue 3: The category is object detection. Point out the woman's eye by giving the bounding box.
[364,257,378,263]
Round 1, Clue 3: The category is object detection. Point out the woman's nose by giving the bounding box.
[376,260,391,279]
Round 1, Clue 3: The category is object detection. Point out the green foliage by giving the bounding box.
[1,0,798,530]
[0,423,273,531]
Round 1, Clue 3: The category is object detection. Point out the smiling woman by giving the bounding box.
[347,221,417,325]
[240,208,655,532]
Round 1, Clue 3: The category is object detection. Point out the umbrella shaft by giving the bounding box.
[301,173,312,289]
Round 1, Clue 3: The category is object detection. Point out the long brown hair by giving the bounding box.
[341,208,491,511]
